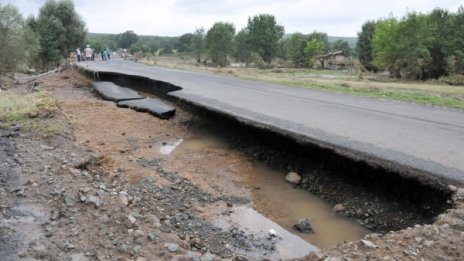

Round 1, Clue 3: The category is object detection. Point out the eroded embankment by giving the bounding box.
[77,67,454,234]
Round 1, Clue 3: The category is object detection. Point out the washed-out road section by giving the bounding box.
[76,59,464,185]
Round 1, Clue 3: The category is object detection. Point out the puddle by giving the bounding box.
[168,132,368,251]
[245,161,369,248]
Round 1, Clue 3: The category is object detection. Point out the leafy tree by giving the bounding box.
[426,8,464,77]
[159,43,173,55]
[147,40,160,54]
[245,14,284,63]
[116,30,139,49]
[0,4,39,72]
[373,14,433,79]
[35,0,86,70]
[288,33,309,67]
[367,8,464,79]
[175,33,193,53]
[87,39,103,53]
[232,29,251,64]
[356,21,379,72]
[304,32,329,68]
[276,37,290,60]
[331,39,351,57]
[192,27,205,63]
[128,40,143,54]
[447,6,464,74]
[305,38,325,68]
[372,17,399,75]
[395,13,432,79]
[206,22,235,67]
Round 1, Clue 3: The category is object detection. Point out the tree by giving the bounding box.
[372,17,399,75]
[356,21,379,72]
[206,22,235,67]
[175,33,193,53]
[128,40,143,54]
[394,13,432,79]
[305,38,325,68]
[305,32,329,68]
[191,27,205,63]
[159,43,173,55]
[232,29,251,64]
[331,39,351,57]
[0,4,23,72]
[116,30,139,49]
[276,37,290,60]
[373,14,432,79]
[245,14,284,63]
[35,0,86,70]
[288,33,309,67]
[147,40,160,54]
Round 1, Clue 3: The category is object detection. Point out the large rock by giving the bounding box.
[164,243,179,252]
[333,203,346,212]
[285,171,301,185]
[293,217,313,233]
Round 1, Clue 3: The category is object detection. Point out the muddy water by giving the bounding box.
[246,161,369,248]
[160,130,369,252]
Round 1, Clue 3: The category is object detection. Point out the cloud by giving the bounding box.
[2,0,462,36]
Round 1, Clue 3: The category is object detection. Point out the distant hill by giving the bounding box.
[328,36,357,48]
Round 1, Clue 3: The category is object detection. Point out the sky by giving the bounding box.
[1,0,462,37]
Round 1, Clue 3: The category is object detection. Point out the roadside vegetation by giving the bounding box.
[0,90,66,135]
[139,57,464,109]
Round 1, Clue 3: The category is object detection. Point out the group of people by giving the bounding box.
[75,44,111,62]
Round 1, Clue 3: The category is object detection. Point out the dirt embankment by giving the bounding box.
[0,69,463,261]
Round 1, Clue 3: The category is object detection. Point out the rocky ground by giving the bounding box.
[1,68,464,261]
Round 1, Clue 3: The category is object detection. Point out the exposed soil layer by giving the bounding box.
[88,69,453,233]
[0,68,463,261]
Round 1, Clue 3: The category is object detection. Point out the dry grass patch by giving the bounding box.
[0,90,69,136]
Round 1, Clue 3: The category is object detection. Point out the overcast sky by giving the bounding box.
[2,0,462,37]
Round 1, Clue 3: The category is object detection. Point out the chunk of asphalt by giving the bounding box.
[92,81,144,102]
[117,98,176,119]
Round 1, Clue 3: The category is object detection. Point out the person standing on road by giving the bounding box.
[84,44,93,61]
[107,48,111,60]
[76,48,81,62]
[103,49,108,61]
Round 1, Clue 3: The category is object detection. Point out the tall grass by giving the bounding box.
[0,91,55,122]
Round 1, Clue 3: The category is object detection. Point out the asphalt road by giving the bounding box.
[76,59,464,184]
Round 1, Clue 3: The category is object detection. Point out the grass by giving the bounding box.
[140,56,464,109]
[0,90,68,136]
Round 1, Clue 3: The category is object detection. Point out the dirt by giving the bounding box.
[1,68,464,261]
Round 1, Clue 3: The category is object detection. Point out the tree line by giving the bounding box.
[2,0,462,81]
[93,14,353,69]
[0,0,352,73]
[0,0,86,72]
[356,7,464,80]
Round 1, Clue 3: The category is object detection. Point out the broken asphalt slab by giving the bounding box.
[117,98,176,119]
[92,81,143,102]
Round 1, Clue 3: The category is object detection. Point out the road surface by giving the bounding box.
[76,59,464,185]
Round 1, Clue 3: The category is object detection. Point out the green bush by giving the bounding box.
[437,74,464,86]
